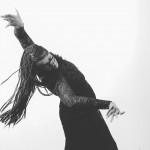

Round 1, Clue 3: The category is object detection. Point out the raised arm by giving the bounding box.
[1,9,34,50]
[14,27,34,49]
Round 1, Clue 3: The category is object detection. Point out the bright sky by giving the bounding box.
[0,0,149,150]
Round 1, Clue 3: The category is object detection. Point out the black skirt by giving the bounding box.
[59,102,118,150]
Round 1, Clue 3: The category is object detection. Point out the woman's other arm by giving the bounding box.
[55,78,125,122]
[56,78,111,109]
[1,9,34,49]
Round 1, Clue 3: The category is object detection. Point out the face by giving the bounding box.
[36,53,59,69]
[35,53,59,86]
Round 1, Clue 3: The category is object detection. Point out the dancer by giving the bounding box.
[0,10,125,150]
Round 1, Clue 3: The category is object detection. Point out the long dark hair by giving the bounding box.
[0,44,96,126]
[0,44,55,126]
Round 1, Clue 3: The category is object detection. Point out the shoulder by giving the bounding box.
[51,53,79,71]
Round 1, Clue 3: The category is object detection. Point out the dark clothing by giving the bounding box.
[54,77,118,150]
[14,27,118,150]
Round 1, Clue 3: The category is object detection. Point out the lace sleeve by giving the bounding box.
[55,78,111,109]
[14,27,34,50]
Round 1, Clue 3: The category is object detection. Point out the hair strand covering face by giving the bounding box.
[0,44,52,126]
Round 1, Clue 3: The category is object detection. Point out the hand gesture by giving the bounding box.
[1,9,24,28]
[106,102,125,122]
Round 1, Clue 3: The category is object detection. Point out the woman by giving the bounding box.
[0,10,124,150]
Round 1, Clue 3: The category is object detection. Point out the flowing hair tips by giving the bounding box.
[0,50,37,126]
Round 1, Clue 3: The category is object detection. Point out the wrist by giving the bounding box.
[107,101,112,109]
[96,99,112,109]
[15,23,24,29]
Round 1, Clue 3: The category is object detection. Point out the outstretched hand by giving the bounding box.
[106,102,125,122]
[1,9,24,28]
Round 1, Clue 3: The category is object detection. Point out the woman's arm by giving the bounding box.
[56,78,111,109]
[14,27,34,49]
[55,77,125,121]
[1,9,34,50]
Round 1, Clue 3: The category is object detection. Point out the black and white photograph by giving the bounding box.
[0,0,149,150]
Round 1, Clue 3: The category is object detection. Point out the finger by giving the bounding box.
[15,8,20,17]
[107,108,116,118]
[1,16,9,19]
[1,15,8,18]
[3,18,14,22]
[111,108,118,119]
[119,111,125,115]
[106,106,114,116]
[3,14,15,19]
[107,109,115,118]
[106,109,112,118]
[110,114,115,122]
[1,15,6,18]
[113,110,118,118]
[3,18,10,21]
[1,15,15,20]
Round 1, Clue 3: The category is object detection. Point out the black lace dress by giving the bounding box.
[14,27,118,150]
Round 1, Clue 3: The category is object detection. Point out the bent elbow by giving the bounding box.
[61,99,74,108]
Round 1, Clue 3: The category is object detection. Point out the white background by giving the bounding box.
[0,0,149,150]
